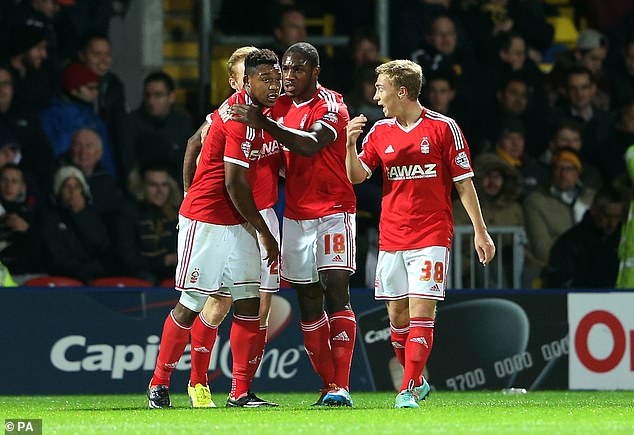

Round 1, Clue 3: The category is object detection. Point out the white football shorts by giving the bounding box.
[374,246,449,301]
[281,212,356,284]
[175,215,260,301]
[258,207,281,292]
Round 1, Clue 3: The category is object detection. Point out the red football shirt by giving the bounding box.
[358,108,474,251]
[252,132,281,210]
[273,85,356,220]
[180,90,266,225]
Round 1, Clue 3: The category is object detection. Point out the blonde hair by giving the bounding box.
[375,60,423,101]
[227,46,258,78]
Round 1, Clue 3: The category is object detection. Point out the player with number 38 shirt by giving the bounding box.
[346,59,495,409]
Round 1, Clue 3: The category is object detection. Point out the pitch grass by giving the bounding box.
[1,391,633,434]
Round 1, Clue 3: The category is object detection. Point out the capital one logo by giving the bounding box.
[574,310,634,373]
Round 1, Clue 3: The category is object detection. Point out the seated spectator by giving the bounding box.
[544,186,625,288]
[0,22,53,116]
[453,153,524,287]
[40,62,117,177]
[40,166,113,284]
[264,6,307,61]
[549,66,614,164]
[523,148,596,278]
[124,71,193,189]
[0,63,55,196]
[78,33,131,182]
[345,61,384,137]
[0,163,43,274]
[490,116,546,198]
[115,165,180,283]
[58,127,126,223]
[539,120,603,190]
[390,0,453,58]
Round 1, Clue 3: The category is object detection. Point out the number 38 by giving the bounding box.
[420,260,444,282]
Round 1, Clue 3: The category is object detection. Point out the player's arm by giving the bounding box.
[345,115,369,184]
[183,122,206,192]
[454,178,496,265]
[225,162,279,266]
[230,103,333,157]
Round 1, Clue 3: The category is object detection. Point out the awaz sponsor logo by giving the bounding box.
[50,335,303,380]
[386,163,437,180]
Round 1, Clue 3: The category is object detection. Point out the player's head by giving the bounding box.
[227,46,258,91]
[281,42,320,100]
[243,48,282,107]
[374,60,423,117]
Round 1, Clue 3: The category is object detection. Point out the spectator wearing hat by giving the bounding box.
[489,116,546,198]
[39,62,117,178]
[522,147,596,282]
[0,63,55,197]
[40,165,113,283]
[538,119,603,190]
[0,163,43,274]
[0,22,54,115]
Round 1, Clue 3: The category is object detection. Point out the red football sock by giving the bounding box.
[151,310,191,387]
[189,312,218,386]
[329,310,356,391]
[246,325,268,380]
[301,311,335,388]
[400,317,434,392]
[229,314,260,399]
[390,322,409,368]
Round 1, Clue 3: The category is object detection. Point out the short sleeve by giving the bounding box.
[358,125,381,177]
[223,119,253,169]
[312,100,348,142]
[443,120,474,182]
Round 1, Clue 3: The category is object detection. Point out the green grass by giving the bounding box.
[1,391,633,434]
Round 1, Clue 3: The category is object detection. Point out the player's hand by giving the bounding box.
[346,115,367,147]
[258,230,280,267]
[474,230,496,266]
[231,104,265,128]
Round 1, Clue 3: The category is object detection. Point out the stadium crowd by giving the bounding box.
[0,0,633,289]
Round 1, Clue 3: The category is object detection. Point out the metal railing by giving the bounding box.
[451,225,527,289]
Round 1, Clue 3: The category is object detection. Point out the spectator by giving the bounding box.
[0,163,43,274]
[39,62,117,177]
[453,153,524,287]
[124,71,193,188]
[544,186,625,288]
[600,99,634,188]
[390,0,453,58]
[78,33,131,181]
[488,116,546,198]
[549,66,614,164]
[523,148,596,279]
[40,165,113,283]
[0,22,53,115]
[265,6,307,60]
[59,127,125,223]
[115,165,180,283]
[0,63,55,196]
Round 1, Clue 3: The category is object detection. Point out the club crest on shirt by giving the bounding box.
[455,151,471,170]
[299,114,308,129]
[420,137,430,154]
[241,141,252,158]
[323,112,338,124]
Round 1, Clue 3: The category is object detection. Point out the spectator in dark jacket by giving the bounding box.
[40,165,112,283]
[544,187,626,288]
[116,165,180,283]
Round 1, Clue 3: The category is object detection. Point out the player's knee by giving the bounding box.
[233,297,260,316]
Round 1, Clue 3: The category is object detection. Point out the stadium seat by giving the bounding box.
[159,277,175,288]
[91,277,153,288]
[22,276,84,287]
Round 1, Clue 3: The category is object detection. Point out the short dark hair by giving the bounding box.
[566,65,595,84]
[426,69,456,89]
[79,33,110,52]
[285,42,320,68]
[275,6,305,28]
[244,49,279,76]
[143,71,175,92]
